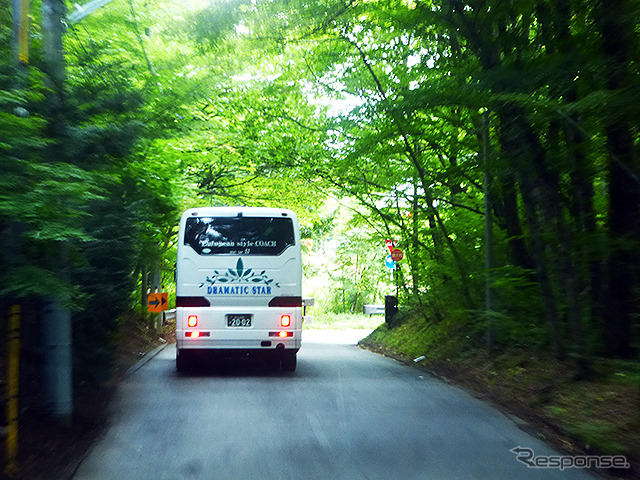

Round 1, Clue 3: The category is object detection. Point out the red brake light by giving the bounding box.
[188,331,200,338]
[188,315,198,327]
[278,331,288,338]
[280,314,291,327]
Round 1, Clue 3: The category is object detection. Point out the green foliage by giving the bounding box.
[241,0,640,362]
[3,0,639,391]
[303,202,390,315]
[566,421,628,456]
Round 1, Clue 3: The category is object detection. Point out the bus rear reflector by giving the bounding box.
[188,315,198,327]
[280,315,291,327]
[176,296,211,307]
[268,296,302,307]
[186,331,210,338]
[269,331,293,337]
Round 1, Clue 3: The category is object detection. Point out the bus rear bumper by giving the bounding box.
[175,339,299,371]
[176,332,301,352]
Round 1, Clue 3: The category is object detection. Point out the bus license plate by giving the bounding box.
[227,314,252,327]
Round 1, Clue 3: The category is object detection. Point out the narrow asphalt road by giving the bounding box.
[72,330,600,480]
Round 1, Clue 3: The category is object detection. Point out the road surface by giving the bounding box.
[72,330,599,480]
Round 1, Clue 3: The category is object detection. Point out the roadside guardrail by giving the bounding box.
[363,304,385,316]
[303,297,314,325]
[163,308,176,325]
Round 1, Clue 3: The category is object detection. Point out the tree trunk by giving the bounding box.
[599,0,640,358]
[498,108,564,358]
[496,173,535,271]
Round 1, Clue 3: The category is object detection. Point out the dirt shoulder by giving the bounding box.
[5,315,170,480]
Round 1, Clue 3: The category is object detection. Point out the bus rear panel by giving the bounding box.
[175,207,302,371]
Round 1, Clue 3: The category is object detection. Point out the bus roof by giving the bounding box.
[181,206,298,219]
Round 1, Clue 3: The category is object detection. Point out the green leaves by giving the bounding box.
[1,0,635,376]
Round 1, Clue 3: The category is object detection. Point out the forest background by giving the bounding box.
[1,0,639,474]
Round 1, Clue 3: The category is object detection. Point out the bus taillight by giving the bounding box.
[280,315,291,327]
[185,331,210,338]
[269,331,293,337]
[188,315,198,327]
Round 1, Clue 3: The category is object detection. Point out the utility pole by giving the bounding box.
[11,0,117,428]
[42,0,66,142]
[41,0,73,425]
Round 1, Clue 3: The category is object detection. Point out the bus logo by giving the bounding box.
[199,258,280,295]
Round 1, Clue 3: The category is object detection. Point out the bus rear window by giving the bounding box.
[184,216,295,256]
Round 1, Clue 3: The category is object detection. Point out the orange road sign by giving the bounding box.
[147,292,168,313]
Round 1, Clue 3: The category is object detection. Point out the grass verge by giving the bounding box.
[359,315,640,480]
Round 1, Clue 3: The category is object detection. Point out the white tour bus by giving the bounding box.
[175,206,302,371]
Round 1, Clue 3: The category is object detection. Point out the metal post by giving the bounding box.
[141,265,148,309]
[5,306,20,476]
[12,0,30,64]
[384,295,398,326]
[150,261,162,330]
[7,2,27,467]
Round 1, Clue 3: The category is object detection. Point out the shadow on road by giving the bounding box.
[173,353,300,379]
